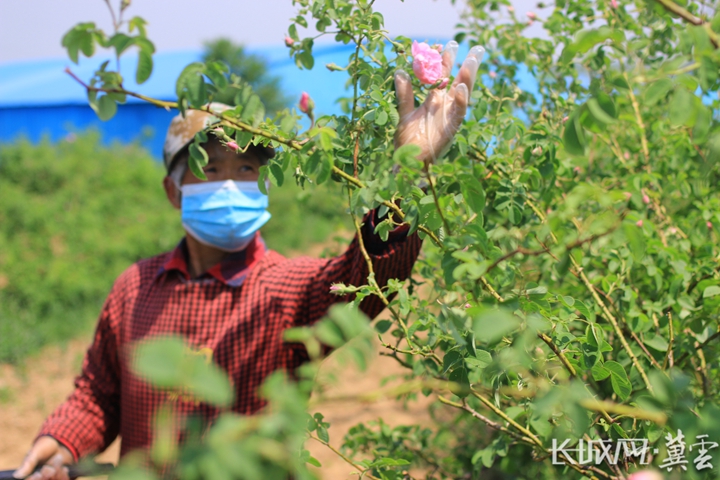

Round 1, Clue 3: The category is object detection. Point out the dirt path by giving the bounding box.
[0,331,430,479]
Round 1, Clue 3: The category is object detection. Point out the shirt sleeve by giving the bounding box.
[36,281,124,460]
[291,208,423,326]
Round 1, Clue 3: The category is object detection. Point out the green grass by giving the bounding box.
[0,133,349,363]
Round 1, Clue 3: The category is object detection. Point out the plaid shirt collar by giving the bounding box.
[155,232,266,287]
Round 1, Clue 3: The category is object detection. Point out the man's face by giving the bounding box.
[163,138,263,209]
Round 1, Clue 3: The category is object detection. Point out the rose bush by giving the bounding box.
[59,0,720,478]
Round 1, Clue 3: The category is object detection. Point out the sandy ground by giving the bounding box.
[0,332,431,479]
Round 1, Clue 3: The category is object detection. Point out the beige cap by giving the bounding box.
[163,102,274,172]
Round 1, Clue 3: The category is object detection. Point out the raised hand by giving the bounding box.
[394,41,485,164]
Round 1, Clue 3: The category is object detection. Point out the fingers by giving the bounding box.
[452,45,485,93]
[46,453,70,480]
[394,69,415,119]
[14,437,65,479]
[26,453,69,480]
[449,83,470,132]
[441,41,459,79]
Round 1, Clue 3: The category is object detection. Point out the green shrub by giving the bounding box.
[0,133,181,362]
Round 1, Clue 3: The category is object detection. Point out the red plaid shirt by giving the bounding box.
[37,213,421,460]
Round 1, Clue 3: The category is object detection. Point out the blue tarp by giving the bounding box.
[0,44,360,157]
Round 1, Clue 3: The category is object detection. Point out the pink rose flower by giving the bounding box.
[285,36,294,47]
[624,151,630,160]
[226,141,239,151]
[299,92,314,114]
[489,71,497,79]
[643,194,650,204]
[707,221,713,229]
[527,11,537,19]
[636,220,643,227]
[611,0,618,8]
[532,146,542,155]
[562,116,569,123]
[412,41,444,85]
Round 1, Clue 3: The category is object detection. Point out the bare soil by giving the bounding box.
[0,333,430,479]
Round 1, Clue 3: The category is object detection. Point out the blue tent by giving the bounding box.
[0,44,360,158]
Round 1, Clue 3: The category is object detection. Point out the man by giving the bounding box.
[13,42,483,480]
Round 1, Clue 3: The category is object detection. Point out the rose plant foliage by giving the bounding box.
[60,0,720,478]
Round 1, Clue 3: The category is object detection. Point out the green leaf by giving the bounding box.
[188,155,208,181]
[669,88,695,127]
[176,63,206,106]
[644,79,673,106]
[591,363,610,381]
[459,173,486,214]
[269,163,284,187]
[374,320,392,334]
[128,16,148,36]
[622,221,646,261]
[604,361,632,401]
[189,143,209,167]
[93,95,117,121]
[472,309,520,344]
[316,154,332,184]
[465,350,492,369]
[297,50,315,70]
[563,111,586,155]
[393,144,423,169]
[136,50,153,84]
[502,124,517,140]
[644,335,669,352]
[693,105,712,143]
[443,351,462,373]
[586,98,615,125]
[375,109,388,126]
[317,425,329,443]
[108,33,134,56]
[318,128,335,151]
[132,336,233,407]
[561,26,623,63]
[575,300,593,320]
[448,367,470,398]
[703,285,720,298]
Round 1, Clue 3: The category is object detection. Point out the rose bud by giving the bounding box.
[285,36,294,47]
[226,141,239,151]
[330,283,360,295]
[299,92,314,114]
[636,220,643,227]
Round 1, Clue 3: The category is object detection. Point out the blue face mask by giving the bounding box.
[180,180,271,252]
